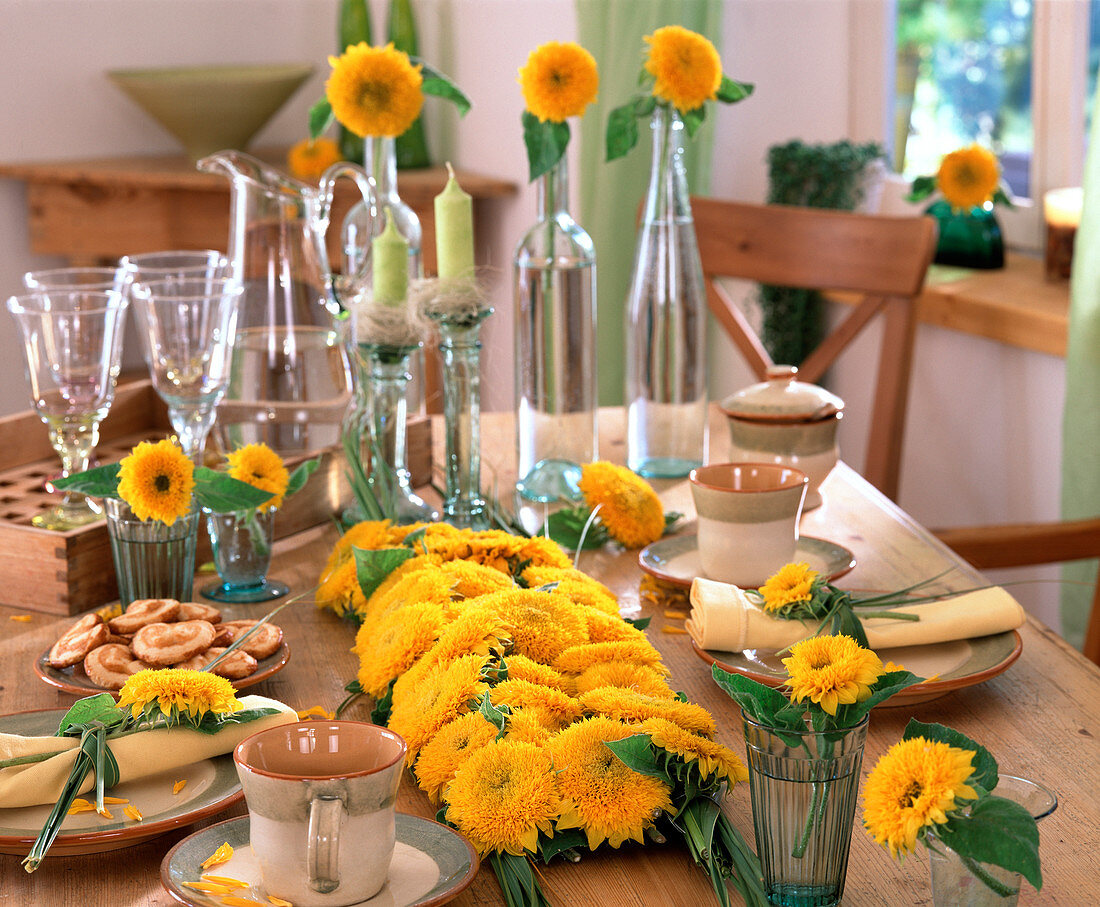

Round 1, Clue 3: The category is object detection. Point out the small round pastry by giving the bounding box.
[175,646,258,681]
[131,620,217,667]
[176,601,223,624]
[84,643,148,690]
[48,614,110,669]
[108,599,181,635]
[217,620,283,660]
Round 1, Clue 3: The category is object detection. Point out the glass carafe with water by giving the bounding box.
[197,151,376,455]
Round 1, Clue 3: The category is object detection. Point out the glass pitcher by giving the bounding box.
[197,150,376,455]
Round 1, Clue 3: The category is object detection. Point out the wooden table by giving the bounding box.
[1,409,1098,905]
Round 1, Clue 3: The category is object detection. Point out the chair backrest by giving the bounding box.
[691,197,937,501]
[933,518,1100,666]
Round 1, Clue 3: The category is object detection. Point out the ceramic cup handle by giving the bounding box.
[307,795,344,893]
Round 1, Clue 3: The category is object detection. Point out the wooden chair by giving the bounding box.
[691,197,937,501]
[933,519,1100,665]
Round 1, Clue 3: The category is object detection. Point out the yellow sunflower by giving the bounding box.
[415,606,512,670]
[468,589,589,665]
[502,654,568,691]
[353,600,446,698]
[639,717,749,784]
[580,608,648,645]
[552,716,673,849]
[574,661,675,700]
[579,687,716,737]
[643,25,722,113]
[444,739,561,856]
[522,564,620,614]
[490,678,582,728]
[578,461,665,549]
[116,439,195,525]
[758,562,819,614]
[326,42,424,138]
[322,520,397,573]
[315,556,367,619]
[862,736,979,859]
[438,559,515,599]
[936,144,1001,210]
[414,711,498,804]
[782,634,884,716]
[554,639,668,676]
[286,136,342,181]
[504,709,556,745]
[117,668,241,722]
[518,41,599,123]
[226,443,290,510]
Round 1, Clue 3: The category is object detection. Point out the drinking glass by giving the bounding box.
[6,290,129,529]
[129,277,242,463]
[24,266,130,292]
[120,250,229,284]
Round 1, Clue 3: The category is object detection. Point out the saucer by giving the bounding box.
[638,533,856,590]
[161,813,479,907]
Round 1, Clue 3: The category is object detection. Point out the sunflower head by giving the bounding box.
[286,137,343,181]
[519,41,599,123]
[782,634,884,717]
[116,439,195,525]
[326,42,424,138]
[578,461,665,549]
[226,443,290,510]
[643,25,722,113]
[758,562,823,616]
[117,668,242,723]
[935,144,1002,210]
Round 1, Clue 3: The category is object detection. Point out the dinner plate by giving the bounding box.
[33,640,290,697]
[0,708,242,856]
[639,533,856,590]
[161,813,480,907]
[692,629,1023,706]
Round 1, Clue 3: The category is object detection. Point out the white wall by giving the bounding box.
[0,0,1067,629]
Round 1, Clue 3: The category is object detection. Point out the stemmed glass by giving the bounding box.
[6,289,129,529]
[128,277,242,463]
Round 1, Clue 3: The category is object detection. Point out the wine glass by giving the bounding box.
[120,250,228,284]
[6,289,129,529]
[24,266,130,292]
[129,276,242,463]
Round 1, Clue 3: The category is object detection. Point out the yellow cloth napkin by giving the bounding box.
[0,695,297,809]
[686,578,1026,653]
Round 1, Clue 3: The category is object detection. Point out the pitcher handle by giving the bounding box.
[318,161,379,284]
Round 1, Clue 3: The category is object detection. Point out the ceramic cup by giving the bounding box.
[690,462,809,587]
[233,721,407,907]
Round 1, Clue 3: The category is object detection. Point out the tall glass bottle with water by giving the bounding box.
[513,154,597,522]
[624,105,708,477]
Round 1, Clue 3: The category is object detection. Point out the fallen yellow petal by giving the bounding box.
[173,779,188,795]
[201,841,234,869]
[268,896,294,906]
[96,807,113,819]
[202,875,249,888]
[123,805,143,822]
[184,882,238,895]
[70,798,91,808]
[9,614,32,622]
[296,705,335,720]
[220,897,264,906]
[660,625,689,635]
[103,796,129,804]
[663,609,688,619]
[67,803,96,815]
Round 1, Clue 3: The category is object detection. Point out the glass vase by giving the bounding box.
[926,199,1005,269]
[429,309,492,530]
[513,154,597,522]
[387,0,430,169]
[742,713,868,907]
[624,105,709,477]
[201,506,288,603]
[105,498,200,606]
[344,341,438,523]
[927,775,1056,906]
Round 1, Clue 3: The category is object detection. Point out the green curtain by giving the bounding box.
[576,0,722,405]
[1060,84,1100,649]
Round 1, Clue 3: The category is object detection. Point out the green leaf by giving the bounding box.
[51,463,121,499]
[56,694,126,736]
[193,468,273,513]
[682,104,707,139]
[370,680,395,725]
[309,98,334,140]
[538,828,586,863]
[285,456,321,498]
[544,505,609,550]
[906,174,937,202]
[353,545,416,600]
[522,111,570,182]
[606,101,641,162]
[716,77,755,104]
[711,665,793,728]
[477,692,510,740]
[416,60,472,116]
[402,526,429,552]
[834,671,923,727]
[663,511,683,534]
[903,719,998,792]
[604,734,668,780]
[624,616,651,630]
[830,603,869,647]
[939,796,1042,890]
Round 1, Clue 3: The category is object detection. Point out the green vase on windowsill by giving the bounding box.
[926,201,1006,270]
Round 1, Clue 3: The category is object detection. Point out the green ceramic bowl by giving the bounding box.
[107,63,314,161]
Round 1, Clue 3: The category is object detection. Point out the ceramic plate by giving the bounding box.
[161,813,480,907]
[34,641,290,697]
[0,709,242,856]
[639,533,856,590]
[693,629,1023,706]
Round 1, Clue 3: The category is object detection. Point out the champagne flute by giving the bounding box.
[6,289,129,529]
[129,276,242,463]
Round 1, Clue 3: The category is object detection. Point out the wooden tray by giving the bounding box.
[0,377,431,616]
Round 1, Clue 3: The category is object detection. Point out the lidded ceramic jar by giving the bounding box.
[719,366,844,510]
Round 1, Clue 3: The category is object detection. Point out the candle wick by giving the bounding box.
[445,161,456,181]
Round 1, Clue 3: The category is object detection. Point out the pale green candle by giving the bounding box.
[434,162,475,280]
[372,207,408,306]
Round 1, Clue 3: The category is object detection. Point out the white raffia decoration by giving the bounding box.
[352,293,431,348]
[412,275,491,322]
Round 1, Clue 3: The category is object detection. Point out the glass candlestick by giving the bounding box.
[429,309,493,530]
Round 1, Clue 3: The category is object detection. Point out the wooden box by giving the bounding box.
[0,377,431,616]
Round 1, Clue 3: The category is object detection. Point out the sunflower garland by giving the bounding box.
[606,25,753,162]
[907,143,1014,213]
[330,520,769,907]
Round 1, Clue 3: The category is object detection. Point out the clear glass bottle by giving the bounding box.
[513,154,597,512]
[624,105,708,477]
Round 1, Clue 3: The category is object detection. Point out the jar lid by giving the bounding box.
[719,365,845,423]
